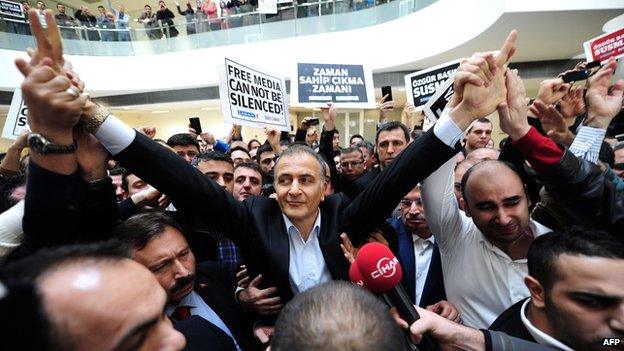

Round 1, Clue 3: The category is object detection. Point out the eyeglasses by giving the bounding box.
[400,199,423,207]
[340,160,364,168]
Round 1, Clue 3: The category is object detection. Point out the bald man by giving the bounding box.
[0,244,186,351]
[422,126,551,329]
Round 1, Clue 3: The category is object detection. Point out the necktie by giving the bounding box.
[172,305,192,321]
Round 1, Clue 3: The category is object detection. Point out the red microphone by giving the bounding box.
[349,261,364,287]
[354,243,438,350]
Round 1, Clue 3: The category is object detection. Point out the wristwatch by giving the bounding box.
[27,133,76,155]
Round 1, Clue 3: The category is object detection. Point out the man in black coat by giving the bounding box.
[489,227,624,351]
[114,211,259,351]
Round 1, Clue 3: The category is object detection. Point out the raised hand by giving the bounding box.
[530,100,575,146]
[24,10,65,74]
[379,94,394,123]
[264,126,281,152]
[535,78,570,105]
[321,102,337,131]
[238,274,283,315]
[451,30,518,130]
[498,68,530,141]
[339,233,357,264]
[136,125,157,139]
[585,59,624,129]
[558,86,585,120]
[16,58,87,144]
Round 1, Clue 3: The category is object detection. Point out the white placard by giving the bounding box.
[404,59,460,110]
[2,89,29,140]
[258,0,277,14]
[218,58,290,132]
[422,74,455,124]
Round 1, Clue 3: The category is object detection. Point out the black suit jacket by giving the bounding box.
[489,298,535,343]
[183,262,258,351]
[389,217,446,308]
[174,316,237,351]
[115,129,458,303]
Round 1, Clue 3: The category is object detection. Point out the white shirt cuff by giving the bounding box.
[433,107,464,147]
[569,126,606,165]
[94,115,136,156]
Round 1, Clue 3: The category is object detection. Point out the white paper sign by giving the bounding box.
[258,0,277,14]
[218,58,290,132]
[2,89,29,140]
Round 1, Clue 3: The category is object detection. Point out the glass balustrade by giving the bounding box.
[0,0,437,56]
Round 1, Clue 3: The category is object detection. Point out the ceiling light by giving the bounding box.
[201,107,221,111]
[151,110,170,114]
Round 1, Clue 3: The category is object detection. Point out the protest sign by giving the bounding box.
[2,89,29,140]
[258,0,277,14]
[292,63,375,108]
[583,27,624,63]
[422,74,454,124]
[404,60,460,109]
[0,0,24,18]
[219,58,290,132]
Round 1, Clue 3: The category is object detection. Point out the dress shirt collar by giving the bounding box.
[478,219,551,261]
[520,299,574,351]
[412,233,435,246]
[165,289,197,316]
[282,210,321,243]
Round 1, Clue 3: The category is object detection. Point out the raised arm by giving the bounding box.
[499,60,624,235]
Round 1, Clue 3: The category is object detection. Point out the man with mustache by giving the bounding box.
[113,211,257,351]
[390,185,453,318]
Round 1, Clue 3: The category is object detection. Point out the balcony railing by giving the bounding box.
[0,0,436,56]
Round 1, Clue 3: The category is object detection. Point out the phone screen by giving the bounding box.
[189,117,202,134]
[381,86,393,101]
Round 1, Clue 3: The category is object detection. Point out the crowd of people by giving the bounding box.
[0,10,623,351]
[2,0,381,40]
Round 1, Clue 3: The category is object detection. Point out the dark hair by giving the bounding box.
[0,242,127,351]
[0,281,53,351]
[375,121,409,145]
[255,143,274,163]
[599,141,615,168]
[339,146,363,157]
[109,166,125,176]
[466,117,492,133]
[166,133,199,151]
[355,140,374,155]
[191,150,233,167]
[410,129,424,141]
[247,139,261,150]
[112,211,185,252]
[234,161,263,180]
[272,281,404,351]
[97,5,105,9]
[121,169,134,191]
[460,160,521,203]
[227,146,251,159]
[349,134,364,144]
[0,175,26,213]
[144,4,151,9]
[0,242,127,285]
[499,137,509,149]
[279,139,291,148]
[528,226,624,290]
